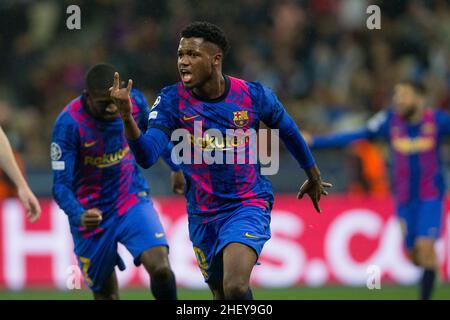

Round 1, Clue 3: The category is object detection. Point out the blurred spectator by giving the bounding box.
[0,0,448,178]
[347,140,390,197]
[0,152,25,199]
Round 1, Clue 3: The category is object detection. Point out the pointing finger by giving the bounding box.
[312,197,321,213]
[113,72,120,91]
[126,79,133,93]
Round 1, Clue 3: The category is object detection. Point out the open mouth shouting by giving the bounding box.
[179,69,193,84]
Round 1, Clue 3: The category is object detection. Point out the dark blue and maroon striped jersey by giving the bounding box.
[51,89,174,237]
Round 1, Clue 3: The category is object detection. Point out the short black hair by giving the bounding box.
[86,63,117,94]
[181,21,230,55]
[398,79,426,96]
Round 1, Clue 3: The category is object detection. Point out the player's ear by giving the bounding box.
[213,52,222,66]
[84,90,94,107]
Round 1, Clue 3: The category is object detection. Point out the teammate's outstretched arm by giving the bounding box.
[306,129,372,149]
[305,111,390,149]
[0,126,41,223]
[437,109,450,137]
[111,72,169,168]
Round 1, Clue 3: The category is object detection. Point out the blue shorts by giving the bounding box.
[188,205,271,284]
[72,198,168,292]
[397,198,444,250]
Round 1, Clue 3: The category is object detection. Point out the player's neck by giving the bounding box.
[192,74,226,100]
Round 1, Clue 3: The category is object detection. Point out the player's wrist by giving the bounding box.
[16,182,30,194]
[120,113,134,123]
[305,164,321,182]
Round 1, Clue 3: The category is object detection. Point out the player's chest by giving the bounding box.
[78,125,131,168]
[178,102,258,132]
[390,122,437,155]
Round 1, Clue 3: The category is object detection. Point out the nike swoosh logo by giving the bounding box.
[183,115,200,121]
[84,141,97,148]
[244,232,259,239]
[155,232,165,238]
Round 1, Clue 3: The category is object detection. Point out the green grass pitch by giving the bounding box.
[0,285,449,300]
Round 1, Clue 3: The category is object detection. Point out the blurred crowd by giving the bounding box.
[0,0,449,177]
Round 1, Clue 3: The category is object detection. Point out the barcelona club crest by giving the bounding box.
[233,110,249,127]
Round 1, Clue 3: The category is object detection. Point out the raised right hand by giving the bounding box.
[110,72,133,119]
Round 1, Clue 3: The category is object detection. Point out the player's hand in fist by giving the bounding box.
[80,208,103,230]
[171,170,185,195]
[110,72,133,120]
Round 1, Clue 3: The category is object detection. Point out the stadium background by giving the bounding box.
[0,0,449,299]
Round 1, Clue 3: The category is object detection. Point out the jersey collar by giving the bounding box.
[188,75,230,103]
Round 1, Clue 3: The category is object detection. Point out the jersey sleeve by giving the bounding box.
[366,110,390,140]
[254,83,316,169]
[130,87,180,171]
[161,141,181,172]
[257,84,286,128]
[146,86,180,137]
[311,111,390,149]
[131,88,151,132]
[436,109,450,137]
[51,113,85,227]
[127,86,179,169]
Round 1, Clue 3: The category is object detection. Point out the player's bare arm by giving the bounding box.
[110,72,141,140]
[297,164,332,213]
[0,126,41,223]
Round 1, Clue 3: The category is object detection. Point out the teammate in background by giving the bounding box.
[111,22,331,300]
[0,126,41,223]
[305,81,450,300]
[51,64,179,300]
